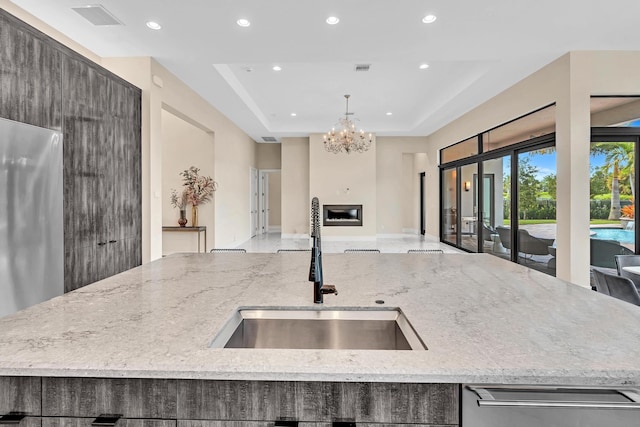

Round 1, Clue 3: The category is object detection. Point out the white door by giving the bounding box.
[250,168,258,237]
[259,172,269,234]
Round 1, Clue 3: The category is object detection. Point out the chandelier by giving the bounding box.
[324,95,373,154]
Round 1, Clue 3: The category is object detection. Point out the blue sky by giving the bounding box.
[504,151,608,180]
[515,120,640,179]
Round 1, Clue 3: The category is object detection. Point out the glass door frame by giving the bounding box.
[591,127,640,254]
[440,134,556,256]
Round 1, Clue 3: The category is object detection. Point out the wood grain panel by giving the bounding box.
[62,55,100,252]
[42,378,177,419]
[0,11,62,130]
[64,245,98,292]
[43,419,176,427]
[177,381,459,424]
[0,377,41,415]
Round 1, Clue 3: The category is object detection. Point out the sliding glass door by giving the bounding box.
[516,148,556,275]
[589,131,639,270]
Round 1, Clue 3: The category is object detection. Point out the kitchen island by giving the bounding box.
[0,253,639,425]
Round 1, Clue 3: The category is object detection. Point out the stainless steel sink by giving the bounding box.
[209,307,427,350]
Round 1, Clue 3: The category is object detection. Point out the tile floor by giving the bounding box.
[233,233,463,254]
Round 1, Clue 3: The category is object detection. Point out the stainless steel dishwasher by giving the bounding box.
[463,385,640,427]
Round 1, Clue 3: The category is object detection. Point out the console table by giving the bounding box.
[162,226,207,253]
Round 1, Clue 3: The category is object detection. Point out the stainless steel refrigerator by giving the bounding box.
[0,117,63,318]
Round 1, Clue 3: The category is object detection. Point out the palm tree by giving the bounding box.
[591,142,634,219]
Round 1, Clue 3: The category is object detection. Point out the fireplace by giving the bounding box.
[323,204,362,226]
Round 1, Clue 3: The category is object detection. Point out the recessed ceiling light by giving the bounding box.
[291,113,297,117]
[272,65,282,71]
[146,21,162,30]
[386,112,393,116]
[419,63,430,70]
[326,16,340,25]
[422,14,437,24]
[237,18,251,27]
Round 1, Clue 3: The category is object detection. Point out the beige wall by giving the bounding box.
[376,137,430,235]
[281,138,310,236]
[161,110,215,254]
[268,172,282,228]
[309,134,377,237]
[101,58,257,257]
[257,144,282,169]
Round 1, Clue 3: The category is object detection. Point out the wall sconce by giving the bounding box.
[464,181,471,191]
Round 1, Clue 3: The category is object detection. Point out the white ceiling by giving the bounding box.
[10,0,640,142]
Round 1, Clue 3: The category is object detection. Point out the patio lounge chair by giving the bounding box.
[590,239,633,269]
[494,226,554,259]
[517,229,555,258]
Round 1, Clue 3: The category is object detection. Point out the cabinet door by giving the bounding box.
[42,378,177,419]
[0,377,41,416]
[109,81,142,276]
[0,10,62,130]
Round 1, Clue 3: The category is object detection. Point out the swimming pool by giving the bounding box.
[589,228,635,244]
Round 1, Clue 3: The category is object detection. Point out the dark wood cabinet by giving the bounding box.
[0,12,62,130]
[0,377,41,416]
[0,9,143,292]
[2,377,459,427]
[177,380,459,425]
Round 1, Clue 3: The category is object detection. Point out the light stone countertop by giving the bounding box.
[0,252,639,385]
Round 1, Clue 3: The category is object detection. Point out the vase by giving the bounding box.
[191,205,198,227]
[178,210,187,227]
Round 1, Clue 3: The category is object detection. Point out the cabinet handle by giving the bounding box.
[0,414,26,425]
[91,415,121,427]
[97,242,107,246]
[109,240,117,243]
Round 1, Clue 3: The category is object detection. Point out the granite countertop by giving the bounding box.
[0,253,639,385]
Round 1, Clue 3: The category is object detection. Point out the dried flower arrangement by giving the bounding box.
[180,166,218,206]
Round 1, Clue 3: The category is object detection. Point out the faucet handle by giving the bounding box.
[320,284,338,296]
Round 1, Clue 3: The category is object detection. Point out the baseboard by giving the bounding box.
[321,235,377,242]
[268,226,282,232]
[402,228,420,234]
[377,233,411,238]
[281,233,310,239]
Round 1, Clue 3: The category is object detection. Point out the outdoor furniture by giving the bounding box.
[494,226,554,259]
[517,229,555,258]
[590,239,634,269]
[495,226,511,251]
[591,267,612,295]
[614,255,640,291]
[591,267,640,306]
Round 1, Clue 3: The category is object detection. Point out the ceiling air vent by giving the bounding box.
[261,137,277,142]
[354,64,371,72]
[72,5,123,26]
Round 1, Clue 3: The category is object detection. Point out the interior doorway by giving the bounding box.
[250,167,258,238]
[259,169,281,234]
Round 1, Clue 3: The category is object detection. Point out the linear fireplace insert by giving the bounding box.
[323,204,363,226]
